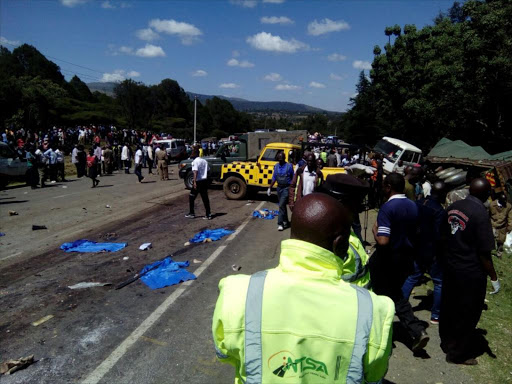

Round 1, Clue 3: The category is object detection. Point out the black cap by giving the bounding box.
[318,174,370,204]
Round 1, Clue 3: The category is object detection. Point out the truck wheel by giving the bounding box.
[224,176,247,200]
[184,171,194,190]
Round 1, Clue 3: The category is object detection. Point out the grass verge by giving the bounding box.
[468,251,512,383]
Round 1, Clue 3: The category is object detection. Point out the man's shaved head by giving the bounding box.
[291,193,352,258]
[469,178,491,202]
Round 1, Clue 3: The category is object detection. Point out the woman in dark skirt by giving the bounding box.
[86,149,99,188]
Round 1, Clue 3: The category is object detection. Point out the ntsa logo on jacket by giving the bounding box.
[268,350,328,380]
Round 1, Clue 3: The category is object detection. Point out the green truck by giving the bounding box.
[178,130,307,189]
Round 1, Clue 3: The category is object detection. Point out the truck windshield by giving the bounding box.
[374,139,401,162]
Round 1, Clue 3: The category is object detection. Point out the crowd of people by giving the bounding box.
[214,147,506,383]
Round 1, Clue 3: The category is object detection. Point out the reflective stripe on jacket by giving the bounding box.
[343,233,371,289]
[212,239,394,384]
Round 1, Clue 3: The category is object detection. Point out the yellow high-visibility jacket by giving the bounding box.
[212,239,394,384]
[343,232,371,289]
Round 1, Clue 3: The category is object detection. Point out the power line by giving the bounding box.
[1,40,106,76]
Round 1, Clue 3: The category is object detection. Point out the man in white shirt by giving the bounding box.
[121,143,130,174]
[71,144,79,175]
[134,145,145,183]
[185,149,212,220]
[147,144,154,175]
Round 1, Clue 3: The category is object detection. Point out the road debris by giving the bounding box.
[8,211,18,216]
[32,225,48,230]
[189,229,234,243]
[252,209,279,220]
[0,355,35,375]
[184,241,191,246]
[32,315,54,326]
[232,264,242,271]
[68,282,112,289]
[193,259,202,264]
[140,257,196,289]
[0,233,5,237]
[139,242,152,251]
[105,205,111,208]
[123,256,129,261]
[62,185,68,189]
[60,239,127,253]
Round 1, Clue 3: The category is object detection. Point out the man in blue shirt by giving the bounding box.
[370,172,429,353]
[268,152,294,231]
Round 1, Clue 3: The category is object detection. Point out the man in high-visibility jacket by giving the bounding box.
[212,193,395,384]
[319,174,372,288]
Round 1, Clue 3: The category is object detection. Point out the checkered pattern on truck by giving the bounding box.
[221,162,275,187]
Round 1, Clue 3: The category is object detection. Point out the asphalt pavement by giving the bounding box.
[0,168,475,384]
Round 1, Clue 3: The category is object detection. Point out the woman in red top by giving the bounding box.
[87,149,100,188]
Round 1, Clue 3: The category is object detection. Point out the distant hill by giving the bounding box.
[187,92,333,114]
[87,82,117,96]
[86,83,335,114]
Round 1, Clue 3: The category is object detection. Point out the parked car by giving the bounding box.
[153,139,187,163]
[0,142,29,188]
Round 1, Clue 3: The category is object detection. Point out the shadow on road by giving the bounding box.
[0,200,29,205]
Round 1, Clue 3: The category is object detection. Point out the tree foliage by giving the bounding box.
[342,0,512,153]
[0,44,257,140]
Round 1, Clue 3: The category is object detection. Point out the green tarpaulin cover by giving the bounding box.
[428,138,512,161]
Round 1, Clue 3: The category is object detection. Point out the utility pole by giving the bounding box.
[193,96,197,144]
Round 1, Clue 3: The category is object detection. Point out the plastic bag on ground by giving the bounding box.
[504,232,512,254]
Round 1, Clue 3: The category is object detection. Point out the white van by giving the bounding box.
[374,137,422,174]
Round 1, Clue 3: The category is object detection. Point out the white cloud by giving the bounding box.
[135,44,165,58]
[120,2,132,8]
[308,18,350,36]
[309,81,326,89]
[101,1,115,8]
[136,28,159,41]
[59,0,88,7]
[247,32,308,53]
[330,73,343,80]
[0,36,21,46]
[264,73,282,81]
[230,0,258,8]
[227,58,255,68]
[118,46,134,54]
[100,69,140,83]
[263,0,285,3]
[353,60,372,70]
[220,83,240,89]
[149,18,202,45]
[192,70,208,77]
[327,53,347,62]
[275,84,300,91]
[260,16,293,25]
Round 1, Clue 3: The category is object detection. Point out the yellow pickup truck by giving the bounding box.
[221,142,346,199]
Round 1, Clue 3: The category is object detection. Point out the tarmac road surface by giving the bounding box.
[0,169,475,384]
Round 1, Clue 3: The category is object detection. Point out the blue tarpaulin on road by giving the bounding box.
[189,228,234,243]
[252,209,279,220]
[140,257,196,289]
[60,239,127,253]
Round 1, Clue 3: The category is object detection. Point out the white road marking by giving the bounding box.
[81,201,265,384]
[0,251,22,262]
[53,192,81,199]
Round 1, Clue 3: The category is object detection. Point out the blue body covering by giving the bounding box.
[60,239,127,253]
[189,228,234,243]
[140,257,196,289]
[252,209,279,220]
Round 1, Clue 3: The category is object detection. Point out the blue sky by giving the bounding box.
[1,0,453,112]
